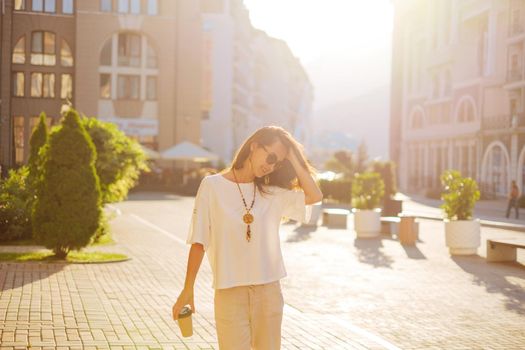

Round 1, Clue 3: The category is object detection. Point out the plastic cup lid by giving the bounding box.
[178,306,193,319]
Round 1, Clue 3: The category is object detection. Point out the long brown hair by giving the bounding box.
[224,126,316,194]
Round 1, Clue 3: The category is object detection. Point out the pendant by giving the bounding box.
[243,213,254,224]
[246,225,251,242]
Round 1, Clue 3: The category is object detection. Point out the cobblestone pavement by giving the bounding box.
[0,192,397,350]
[1,191,524,349]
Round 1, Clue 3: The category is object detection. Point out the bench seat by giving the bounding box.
[487,238,525,262]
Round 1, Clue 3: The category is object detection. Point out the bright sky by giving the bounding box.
[244,0,394,108]
[244,0,394,64]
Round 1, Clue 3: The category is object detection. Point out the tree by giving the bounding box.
[32,108,102,258]
[356,141,369,174]
[27,112,49,209]
[324,150,355,177]
[80,116,148,204]
[372,160,398,199]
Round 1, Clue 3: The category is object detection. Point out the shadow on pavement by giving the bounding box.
[401,244,427,260]
[452,256,525,315]
[286,225,318,243]
[0,263,66,291]
[353,238,394,268]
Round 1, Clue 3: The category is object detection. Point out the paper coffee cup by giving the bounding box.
[177,306,193,337]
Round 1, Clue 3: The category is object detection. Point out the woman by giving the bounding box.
[172,126,323,349]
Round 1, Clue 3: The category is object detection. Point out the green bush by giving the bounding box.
[32,108,102,258]
[319,178,353,204]
[372,160,397,199]
[0,167,32,241]
[80,116,149,204]
[351,172,385,210]
[440,170,480,220]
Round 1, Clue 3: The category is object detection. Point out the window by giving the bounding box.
[118,33,141,67]
[147,0,158,15]
[33,0,55,12]
[101,0,112,12]
[32,0,43,11]
[31,73,55,98]
[31,31,56,66]
[13,72,25,97]
[130,0,140,14]
[100,39,112,65]
[146,42,157,68]
[62,0,73,14]
[44,0,56,12]
[31,73,42,97]
[61,39,74,66]
[100,74,111,98]
[61,74,73,99]
[118,0,129,13]
[14,116,25,164]
[117,75,140,99]
[146,76,157,100]
[43,73,55,97]
[458,100,475,122]
[14,0,25,10]
[12,37,26,64]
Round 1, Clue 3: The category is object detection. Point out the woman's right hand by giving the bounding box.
[172,287,195,320]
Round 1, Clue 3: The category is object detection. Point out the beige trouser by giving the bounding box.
[214,280,284,350]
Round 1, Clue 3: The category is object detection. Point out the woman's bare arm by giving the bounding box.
[184,243,205,289]
[172,243,205,319]
[287,151,323,205]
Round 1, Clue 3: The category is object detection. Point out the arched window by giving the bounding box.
[457,98,476,122]
[60,39,74,66]
[482,143,509,197]
[118,33,141,67]
[410,108,424,129]
[31,31,56,66]
[12,36,26,64]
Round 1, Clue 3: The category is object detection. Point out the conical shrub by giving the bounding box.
[32,108,102,258]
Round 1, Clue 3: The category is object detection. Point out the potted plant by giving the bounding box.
[351,172,385,238]
[440,170,481,255]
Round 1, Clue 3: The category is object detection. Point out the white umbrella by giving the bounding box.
[160,141,219,185]
[160,141,219,162]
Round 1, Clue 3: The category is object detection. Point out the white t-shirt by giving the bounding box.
[186,173,311,290]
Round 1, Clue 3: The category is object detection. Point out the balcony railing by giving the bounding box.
[481,114,525,129]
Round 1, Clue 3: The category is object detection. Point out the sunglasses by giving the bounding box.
[261,145,284,170]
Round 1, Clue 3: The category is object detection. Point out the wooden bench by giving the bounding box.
[322,208,350,228]
[380,216,400,235]
[487,238,525,262]
[380,216,420,240]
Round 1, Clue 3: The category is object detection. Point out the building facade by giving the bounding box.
[200,0,313,163]
[1,0,202,176]
[391,0,525,198]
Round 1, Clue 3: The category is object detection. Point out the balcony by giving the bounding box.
[481,114,525,130]
[510,21,524,37]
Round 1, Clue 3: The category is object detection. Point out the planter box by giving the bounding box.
[444,219,480,255]
[382,198,403,217]
[352,208,381,238]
